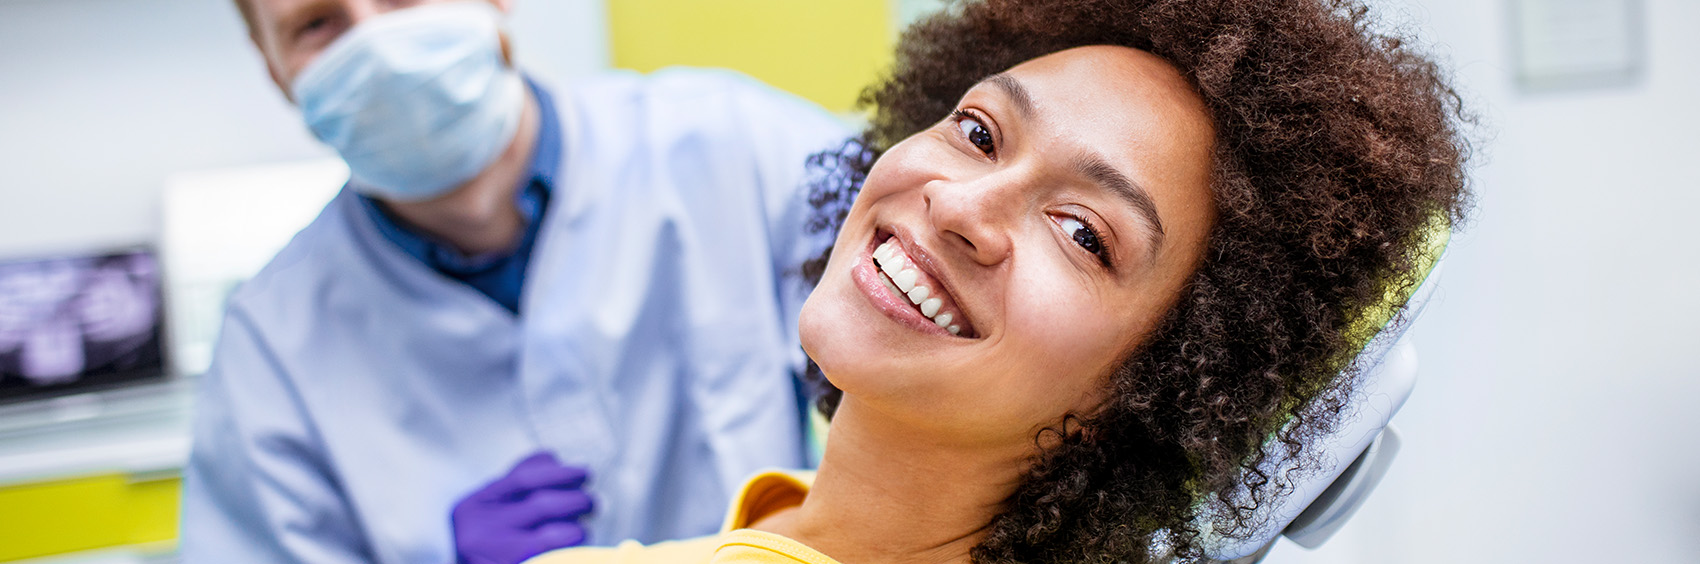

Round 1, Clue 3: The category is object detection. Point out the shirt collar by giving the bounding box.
[722,470,815,532]
[524,75,563,193]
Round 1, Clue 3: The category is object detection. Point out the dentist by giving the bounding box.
[179,1,847,563]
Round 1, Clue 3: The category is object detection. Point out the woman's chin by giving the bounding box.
[801,281,911,395]
[800,285,869,380]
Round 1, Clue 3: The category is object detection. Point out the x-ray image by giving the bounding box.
[0,249,166,402]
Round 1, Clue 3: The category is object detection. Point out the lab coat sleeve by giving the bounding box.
[732,82,855,374]
[178,305,373,564]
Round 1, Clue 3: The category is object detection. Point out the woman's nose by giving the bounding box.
[921,176,1016,266]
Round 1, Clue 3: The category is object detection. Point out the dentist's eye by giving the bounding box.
[952,109,996,157]
[291,13,339,45]
[1059,216,1110,265]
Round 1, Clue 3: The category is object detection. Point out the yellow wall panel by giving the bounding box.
[609,0,893,112]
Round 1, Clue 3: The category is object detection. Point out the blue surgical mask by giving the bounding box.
[292,1,525,201]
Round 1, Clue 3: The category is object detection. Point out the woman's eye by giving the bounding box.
[953,110,996,157]
[1059,216,1109,264]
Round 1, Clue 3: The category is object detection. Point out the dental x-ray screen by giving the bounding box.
[0,249,166,403]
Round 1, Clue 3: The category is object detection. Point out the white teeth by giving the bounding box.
[880,254,903,276]
[893,269,918,292]
[879,271,903,297]
[919,298,942,317]
[876,237,967,336]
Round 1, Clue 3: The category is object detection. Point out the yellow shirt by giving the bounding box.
[526,470,839,564]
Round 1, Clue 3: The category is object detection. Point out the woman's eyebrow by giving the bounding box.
[983,73,1036,118]
[1072,153,1167,247]
[981,73,1166,250]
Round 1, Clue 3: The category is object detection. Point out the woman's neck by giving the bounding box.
[758,397,1031,564]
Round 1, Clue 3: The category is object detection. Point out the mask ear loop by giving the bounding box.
[498,31,514,68]
[487,0,515,65]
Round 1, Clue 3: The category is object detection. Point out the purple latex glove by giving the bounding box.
[453,451,595,564]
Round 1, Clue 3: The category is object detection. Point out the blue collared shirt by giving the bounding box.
[357,78,562,314]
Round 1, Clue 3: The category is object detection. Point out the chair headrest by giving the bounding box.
[1196,217,1451,560]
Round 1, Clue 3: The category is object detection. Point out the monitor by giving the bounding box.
[0,248,168,404]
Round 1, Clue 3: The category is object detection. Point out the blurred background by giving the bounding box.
[0,0,1693,562]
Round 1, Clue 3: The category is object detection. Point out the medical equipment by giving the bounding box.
[0,248,168,404]
[1200,228,1449,563]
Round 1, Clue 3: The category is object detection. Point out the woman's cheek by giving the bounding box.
[1005,288,1124,395]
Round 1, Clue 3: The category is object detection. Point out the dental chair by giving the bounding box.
[1196,225,1450,563]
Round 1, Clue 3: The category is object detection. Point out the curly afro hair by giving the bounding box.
[798,0,1473,562]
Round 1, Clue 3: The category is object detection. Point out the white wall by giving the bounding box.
[1270,1,1700,562]
[0,0,606,258]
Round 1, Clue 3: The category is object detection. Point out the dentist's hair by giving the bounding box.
[800,0,1473,562]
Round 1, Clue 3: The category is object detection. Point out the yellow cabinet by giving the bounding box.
[0,472,180,562]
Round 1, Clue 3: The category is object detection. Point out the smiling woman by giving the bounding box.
[801,45,1219,461]
[529,0,1471,562]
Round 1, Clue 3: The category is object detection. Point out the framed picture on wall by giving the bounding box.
[1512,0,1645,92]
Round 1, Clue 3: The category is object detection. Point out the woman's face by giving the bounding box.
[800,45,1217,445]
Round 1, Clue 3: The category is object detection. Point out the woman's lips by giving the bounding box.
[850,232,976,339]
